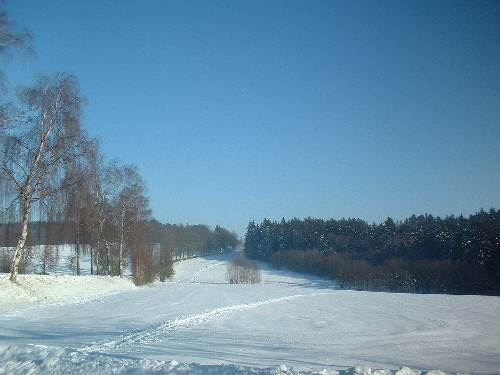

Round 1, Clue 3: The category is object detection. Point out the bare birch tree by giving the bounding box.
[63,156,93,275]
[87,160,152,277]
[0,8,32,127]
[82,138,108,275]
[113,164,151,276]
[0,74,83,282]
[0,10,32,56]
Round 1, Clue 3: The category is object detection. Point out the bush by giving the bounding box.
[226,253,261,284]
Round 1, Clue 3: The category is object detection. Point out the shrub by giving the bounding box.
[226,253,261,284]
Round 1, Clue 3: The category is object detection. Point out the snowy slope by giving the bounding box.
[0,273,135,307]
[1,252,499,374]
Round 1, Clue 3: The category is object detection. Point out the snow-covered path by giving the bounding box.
[1,253,499,374]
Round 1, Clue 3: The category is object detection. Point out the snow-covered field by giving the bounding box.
[0,273,135,306]
[1,252,499,375]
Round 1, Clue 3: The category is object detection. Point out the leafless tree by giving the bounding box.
[0,8,33,127]
[63,154,93,275]
[226,253,261,284]
[130,221,155,285]
[0,10,32,55]
[38,211,60,275]
[159,230,174,282]
[113,164,151,276]
[0,74,83,282]
[81,139,110,275]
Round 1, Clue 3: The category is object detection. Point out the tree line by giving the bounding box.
[244,210,500,295]
[161,223,239,260]
[0,219,238,281]
[0,221,238,257]
[0,8,238,285]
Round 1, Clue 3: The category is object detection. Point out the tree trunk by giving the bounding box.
[118,206,125,276]
[76,212,81,276]
[104,239,110,275]
[76,243,80,276]
[9,201,30,282]
[95,238,100,275]
[96,247,100,275]
[42,247,47,275]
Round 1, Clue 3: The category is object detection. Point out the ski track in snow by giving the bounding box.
[190,262,225,282]
[82,292,332,354]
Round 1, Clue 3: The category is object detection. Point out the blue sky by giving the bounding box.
[4,0,500,235]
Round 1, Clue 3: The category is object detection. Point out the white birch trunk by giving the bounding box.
[9,199,30,282]
[76,212,81,276]
[118,205,125,276]
[104,238,110,275]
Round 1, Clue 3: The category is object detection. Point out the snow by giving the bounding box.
[1,252,499,374]
[0,344,439,375]
[0,273,135,308]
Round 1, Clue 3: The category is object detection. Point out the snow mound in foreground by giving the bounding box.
[0,344,460,375]
[0,273,135,308]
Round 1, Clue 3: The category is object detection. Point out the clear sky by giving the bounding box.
[3,0,500,235]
